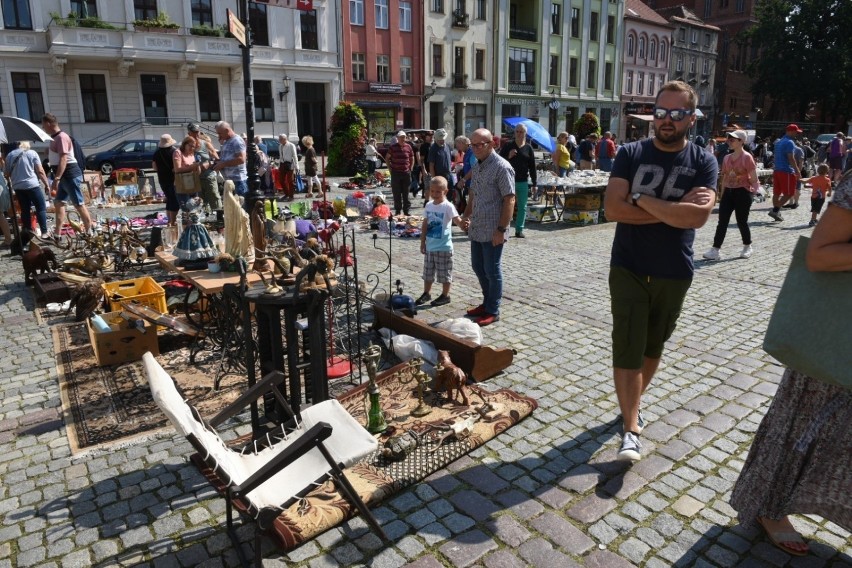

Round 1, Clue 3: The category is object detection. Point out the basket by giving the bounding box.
[103,277,167,315]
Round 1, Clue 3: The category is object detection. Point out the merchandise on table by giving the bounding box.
[562,209,599,225]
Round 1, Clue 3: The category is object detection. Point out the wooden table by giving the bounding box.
[155,251,261,294]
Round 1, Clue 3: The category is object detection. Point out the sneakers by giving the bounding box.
[808,219,817,227]
[783,202,799,209]
[466,304,487,317]
[515,231,526,238]
[621,411,646,435]
[768,210,784,222]
[415,293,431,306]
[475,314,500,327]
[430,294,451,306]
[617,431,643,462]
[702,247,721,260]
[740,245,753,258]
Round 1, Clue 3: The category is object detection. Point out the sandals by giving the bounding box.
[758,516,809,557]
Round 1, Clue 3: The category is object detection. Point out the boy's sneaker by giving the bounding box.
[617,432,643,462]
[702,247,721,260]
[431,294,451,306]
[740,245,753,258]
[768,210,784,222]
[415,293,431,306]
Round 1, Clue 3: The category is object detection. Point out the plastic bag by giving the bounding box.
[433,317,482,345]
[378,328,438,366]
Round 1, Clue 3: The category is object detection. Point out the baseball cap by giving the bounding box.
[727,130,747,142]
[396,130,407,137]
[785,124,802,133]
[187,123,201,132]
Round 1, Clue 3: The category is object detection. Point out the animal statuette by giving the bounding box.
[434,350,470,406]
[22,245,58,286]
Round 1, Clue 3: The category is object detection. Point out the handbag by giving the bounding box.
[175,171,200,194]
[763,236,852,390]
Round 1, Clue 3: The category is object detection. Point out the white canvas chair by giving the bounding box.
[142,353,386,566]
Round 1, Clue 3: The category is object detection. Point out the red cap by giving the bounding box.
[785,124,802,133]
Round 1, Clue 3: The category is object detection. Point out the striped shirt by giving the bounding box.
[468,151,515,242]
[387,141,413,173]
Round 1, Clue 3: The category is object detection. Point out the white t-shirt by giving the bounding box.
[424,199,459,252]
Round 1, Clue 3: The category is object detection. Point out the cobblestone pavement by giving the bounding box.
[0,185,849,568]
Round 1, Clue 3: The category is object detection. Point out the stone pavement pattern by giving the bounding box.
[0,189,850,568]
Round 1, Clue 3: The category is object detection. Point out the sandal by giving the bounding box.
[758,516,809,556]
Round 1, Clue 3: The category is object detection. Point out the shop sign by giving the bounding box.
[370,83,403,94]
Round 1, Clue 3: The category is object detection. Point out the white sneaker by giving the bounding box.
[617,432,642,462]
[740,245,753,259]
[702,247,721,260]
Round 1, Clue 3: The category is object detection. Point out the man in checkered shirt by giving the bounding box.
[459,128,515,327]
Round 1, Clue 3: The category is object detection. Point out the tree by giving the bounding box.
[573,113,601,140]
[746,0,852,123]
[327,102,368,176]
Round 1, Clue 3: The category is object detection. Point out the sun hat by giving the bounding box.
[727,130,747,142]
[158,134,176,148]
[396,131,407,137]
[785,124,802,133]
[373,192,386,203]
[434,128,447,140]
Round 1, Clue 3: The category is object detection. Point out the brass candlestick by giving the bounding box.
[400,358,432,417]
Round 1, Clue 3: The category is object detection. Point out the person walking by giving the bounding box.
[416,176,463,307]
[597,131,617,172]
[768,124,802,221]
[387,131,414,216]
[187,123,221,211]
[499,123,537,238]
[277,134,298,200]
[3,142,50,242]
[302,135,319,198]
[429,129,453,189]
[828,131,846,182]
[802,164,832,227]
[41,113,93,239]
[702,129,759,261]
[459,128,515,327]
[212,121,247,197]
[578,133,598,170]
[552,132,573,177]
[152,134,179,226]
[603,80,718,461]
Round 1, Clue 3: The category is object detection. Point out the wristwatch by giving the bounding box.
[497,225,507,232]
[631,192,642,206]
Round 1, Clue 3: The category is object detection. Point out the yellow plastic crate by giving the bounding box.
[102,277,167,315]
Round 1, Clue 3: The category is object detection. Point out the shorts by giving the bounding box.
[54,164,85,206]
[609,265,692,370]
[811,197,825,214]
[422,250,453,284]
[829,156,843,170]
[772,171,797,197]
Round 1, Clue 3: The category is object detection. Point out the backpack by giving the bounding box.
[52,131,86,166]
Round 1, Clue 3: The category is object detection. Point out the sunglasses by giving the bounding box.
[652,107,695,121]
[471,142,489,149]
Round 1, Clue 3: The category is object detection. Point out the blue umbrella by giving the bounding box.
[503,117,555,153]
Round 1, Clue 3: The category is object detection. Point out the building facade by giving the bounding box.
[619,0,670,141]
[1,0,342,152]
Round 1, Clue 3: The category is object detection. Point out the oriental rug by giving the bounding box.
[52,322,244,455]
[191,362,537,553]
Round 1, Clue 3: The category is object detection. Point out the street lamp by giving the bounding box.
[548,88,560,111]
[278,74,291,101]
[424,80,437,100]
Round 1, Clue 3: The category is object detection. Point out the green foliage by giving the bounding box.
[327,102,368,176]
[134,11,180,29]
[49,11,118,29]
[189,24,226,37]
[573,113,601,140]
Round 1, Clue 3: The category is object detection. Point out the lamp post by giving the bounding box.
[548,88,560,135]
[238,0,263,212]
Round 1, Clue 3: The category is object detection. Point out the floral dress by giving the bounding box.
[729,174,852,532]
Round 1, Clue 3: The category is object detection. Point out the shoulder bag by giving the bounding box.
[763,236,852,390]
[175,169,200,194]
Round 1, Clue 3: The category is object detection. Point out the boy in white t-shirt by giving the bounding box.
[416,176,463,307]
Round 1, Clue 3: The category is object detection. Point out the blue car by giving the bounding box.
[85,139,159,175]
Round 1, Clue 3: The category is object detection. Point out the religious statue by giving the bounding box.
[251,200,270,272]
[222,180,255,265]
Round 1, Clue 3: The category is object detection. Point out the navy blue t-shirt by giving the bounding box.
[610,139,718,279]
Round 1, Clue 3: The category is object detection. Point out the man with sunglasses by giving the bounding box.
[603,81,718,462]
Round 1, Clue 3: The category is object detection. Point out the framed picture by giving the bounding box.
[83,172,104,201]
[138,174,156,196]
[113,184,139,198]
[116,170,137,186]
[80,181,94,204]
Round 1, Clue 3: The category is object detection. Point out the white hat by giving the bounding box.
[434,128,447,140]
[373,192,386,203]
[727,130,747,142]
[158,134,176,148]
[396,131,407,137]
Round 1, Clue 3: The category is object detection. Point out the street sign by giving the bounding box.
[226,9,246,47]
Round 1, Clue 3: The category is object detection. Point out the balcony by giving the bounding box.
[452,10,469,29]
[509,26,537,42]
[452,72,468,88]
[508,81,536,94]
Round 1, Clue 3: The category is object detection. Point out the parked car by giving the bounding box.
[814,133,837,148]
[376,129,433,165]
[259,136,301,161]
[85,139,159,175]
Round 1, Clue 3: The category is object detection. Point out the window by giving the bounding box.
[140,74,168,126]
[475,48,485,80]
[689,56,696,73]
[607,15,615,44]
[587,60,596,89]
[703,58,710,75]
[551,3,561,35]
[648,73,656,95]
[249,2,268,46]
[352,53,366,81]
[590,12,598,41]
[475,0,485,19]
[191,0,212,26]
[704,1,711,17]
[375,0,388,29]
[197,77,221,121]
[735,0,744,12]
[432,0,444,13]
[625,70,633,94]
[637,72,644,94]
[649,39,656,61]
[569,57,578,87]
[455,0,466,14]
[699,88,707,106]
[11,72,43,121]
[71,0,98,18]
[350,0,364,24]
[549,55,559,86]
[432,44,444,76]
[659,42,667,62]
[676,55,682,72]
[570,7,579,38]
[134,0,157,21]
[79,74,109,122]
[704,33,711,47]
[605,61,613,90]
[638,37,645,59]
[400,56,412,84]
[508,47,535,85]
[678,28,686,42]
[691,30,698,44]
[626,35,634,57]
[399,1,411,31]
[253,80,274,122]
[4,0,32,28]
[300,10,318,50]
[658,74,664,91]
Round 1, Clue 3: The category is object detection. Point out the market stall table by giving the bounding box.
[534,170,610,222]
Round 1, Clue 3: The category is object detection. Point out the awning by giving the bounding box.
[627,114,655,122]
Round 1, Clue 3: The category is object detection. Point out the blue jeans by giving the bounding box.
[14,187,48,234]
[233,179,248,196]
[470,239,504,316]
[599,157,613,172]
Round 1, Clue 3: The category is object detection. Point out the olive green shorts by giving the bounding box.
[609,265,692,370]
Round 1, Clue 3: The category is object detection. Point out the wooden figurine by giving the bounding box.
[22,245,57,286]
[434,349,470,406]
